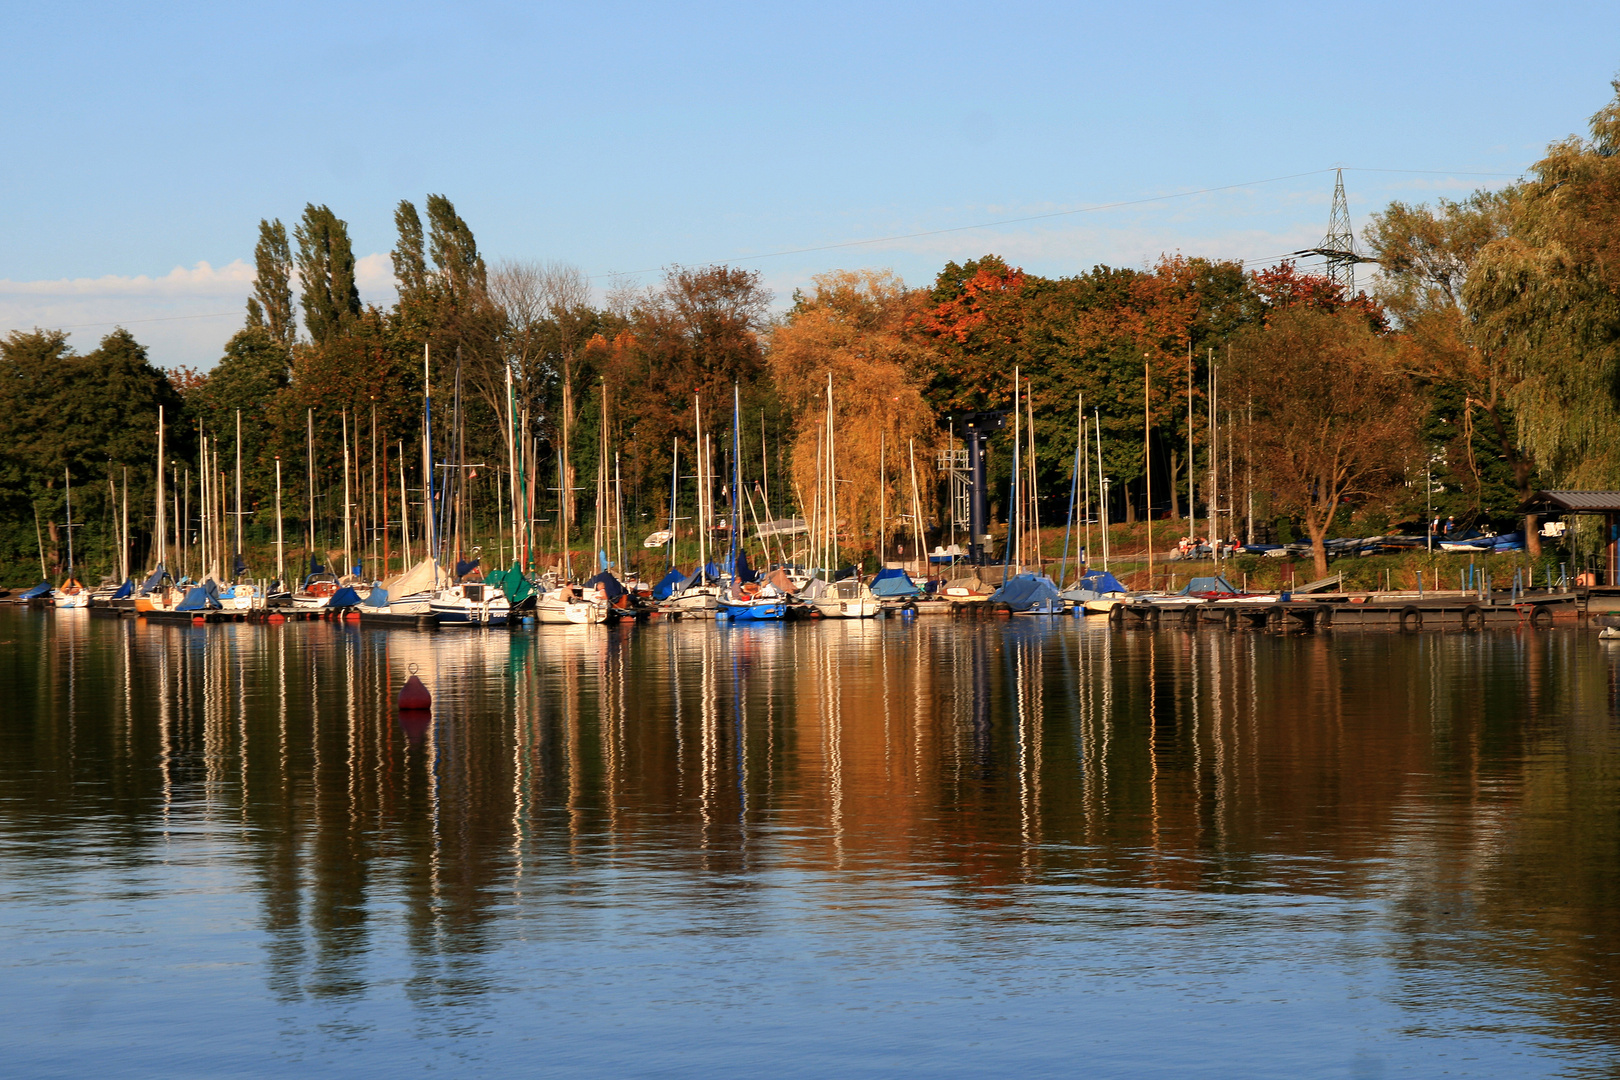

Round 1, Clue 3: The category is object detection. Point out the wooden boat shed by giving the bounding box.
[1520,490,1620,584]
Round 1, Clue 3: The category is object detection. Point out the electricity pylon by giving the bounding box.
[1292,168,1378,292]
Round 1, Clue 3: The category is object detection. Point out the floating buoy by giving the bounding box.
[268,612,285,623]
[344,610,360,622]
[398,664,431,710]
[191,615,206,625]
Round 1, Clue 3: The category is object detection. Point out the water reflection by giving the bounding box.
[3,610,1620,1073]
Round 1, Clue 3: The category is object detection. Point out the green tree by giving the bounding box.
[246,218,296,348]
[294,204,360,344]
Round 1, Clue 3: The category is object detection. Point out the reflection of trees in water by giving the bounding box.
[4,614,1620,1043]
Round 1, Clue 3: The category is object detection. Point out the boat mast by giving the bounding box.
[235,409,244,581]
[669,437,679,569]
[908,439,923,581]
[306,408,315,572]
[155,406,166,575]
[694,396,706,575]
[826,374,837,573]
[1095,408,1108,572]
[121,467,129,582]
[506,364,519,571]
[1059,393,1082,588]
[275,456,284,585]
[64,468,74,581]
[423,344,437,587]
[341,410,352,578]
[732,383,742,577]
[398,442,411,570]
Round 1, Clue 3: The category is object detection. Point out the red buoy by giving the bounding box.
[268,612,285,623]
[398,673,431,711]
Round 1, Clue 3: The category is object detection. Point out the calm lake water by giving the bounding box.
[3,609,1619,1078]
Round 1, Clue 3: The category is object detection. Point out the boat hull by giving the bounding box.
[718,601,789,621]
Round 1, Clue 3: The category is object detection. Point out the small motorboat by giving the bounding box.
[429,581,511,626]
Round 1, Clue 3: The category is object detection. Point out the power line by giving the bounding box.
[6,163,1521,333]
[588,165,1521,280]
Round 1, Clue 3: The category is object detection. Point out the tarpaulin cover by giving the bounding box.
[309,557,325,575]
[768,567,797,594]
[19,580,52,600]
[455,558,481,579]
[139,565,166,593]
[586,571,627,602]
[384,558,442,597]
[361,586,390,609]
[1180,576,1241,596]
[987,573,1063,611]
[327,586,363,608]
[652,568,687,601]
[485,564,534,605]
[871,568,923,597]
[112,579,133,600]
[734,549,757,584]
[176,580,222,611]
[1078,571,1126,594]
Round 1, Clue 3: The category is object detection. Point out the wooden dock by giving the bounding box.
[1112,592,1580,632]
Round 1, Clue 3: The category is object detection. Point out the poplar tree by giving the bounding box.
[294,204,361,343]
[426,194,486,306]
[246,218,296,348]
[392,199,428,307]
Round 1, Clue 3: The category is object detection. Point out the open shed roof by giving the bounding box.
[1520,490,1620,514]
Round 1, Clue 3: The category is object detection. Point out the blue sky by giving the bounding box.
[2,1,1616,368]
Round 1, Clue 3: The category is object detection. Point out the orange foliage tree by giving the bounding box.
[768,270,940,563]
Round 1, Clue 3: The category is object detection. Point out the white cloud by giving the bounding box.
[0,255,399,371]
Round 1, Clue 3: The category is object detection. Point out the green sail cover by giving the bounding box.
[488,563,534,605]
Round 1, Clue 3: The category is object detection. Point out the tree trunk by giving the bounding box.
[1167,449,1182,521]
[1304,518,1329,580]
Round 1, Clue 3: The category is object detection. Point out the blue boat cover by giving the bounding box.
[734,549,757,584]
[455,557,481,579]
[139,564,166,593]
[309,556,325,575]
[327,586,362,608]
[112,579,134,600]
[19,580,52,600]
[988,573,1062,611]
[362,586,390,609]
[652,568,686,601]
[833,564,857,581]
[871,568,923,597]
[176,580,222,611]
[1078,570,1126,594]
[586,571,627,602]
[1180,576,1240,596]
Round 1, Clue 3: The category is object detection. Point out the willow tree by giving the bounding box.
[1234,308,1419,579]
[1466,81,1620,508]
[767,270,939,562]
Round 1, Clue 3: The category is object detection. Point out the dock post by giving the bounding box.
[1609,513,1618,586]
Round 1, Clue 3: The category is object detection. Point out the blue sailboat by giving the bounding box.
[716,385,790,622]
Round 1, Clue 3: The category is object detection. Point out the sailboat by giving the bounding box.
[51,468,90,609]
[533,581,609,624]
[715,385,792,622]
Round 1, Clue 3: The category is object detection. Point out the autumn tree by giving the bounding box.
[768,270,938,560]
[1233,308,1419,578]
